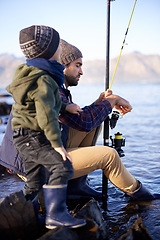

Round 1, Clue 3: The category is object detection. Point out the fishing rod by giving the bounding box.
[103,0,137,202]
[109,0,137,90]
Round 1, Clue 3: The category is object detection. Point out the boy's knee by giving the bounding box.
[63,159,74,179]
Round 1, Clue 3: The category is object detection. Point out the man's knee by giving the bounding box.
[102,146,120,171]
[104,146,119,159]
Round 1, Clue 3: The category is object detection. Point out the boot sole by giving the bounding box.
[70,221,86,228]
[46,225,58,229]
[46,221,86,229]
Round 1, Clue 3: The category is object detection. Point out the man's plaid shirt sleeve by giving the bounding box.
[58,89,112,132]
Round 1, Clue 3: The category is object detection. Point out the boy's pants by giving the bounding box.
[13,128,73,201]
[67,127,138,194]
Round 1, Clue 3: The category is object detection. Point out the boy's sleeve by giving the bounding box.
[60,102,68,113]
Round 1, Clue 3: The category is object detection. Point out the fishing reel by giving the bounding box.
[109,110,120,129]
[108,111,126,157]
[110,132,125,157]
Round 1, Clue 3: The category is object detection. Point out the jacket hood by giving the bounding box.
[6,64,46,104]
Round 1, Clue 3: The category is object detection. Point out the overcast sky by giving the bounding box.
[1,0,160,61]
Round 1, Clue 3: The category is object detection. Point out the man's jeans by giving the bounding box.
[13,128,73,200]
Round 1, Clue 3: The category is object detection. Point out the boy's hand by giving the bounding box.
[54,146,72,163]
[66,103,83,116]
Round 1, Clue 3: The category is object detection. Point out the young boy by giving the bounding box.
[6,25,85,229]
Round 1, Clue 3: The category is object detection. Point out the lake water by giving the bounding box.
[0,82,160,239]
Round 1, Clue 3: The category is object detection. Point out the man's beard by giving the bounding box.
[65,74,79,87]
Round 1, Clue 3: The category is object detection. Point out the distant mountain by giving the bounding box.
[81,52,160,84]
[0,52,160,88]
[0,54,25,88]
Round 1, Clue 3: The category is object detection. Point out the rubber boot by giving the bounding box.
[67,175,102,200]
[43,184,86,229]
[127,181,160,201]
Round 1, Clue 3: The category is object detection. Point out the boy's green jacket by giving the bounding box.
[6,64,66,148]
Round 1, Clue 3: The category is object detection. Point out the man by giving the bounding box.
[57,40,159,201]
[0,40,159,202]
[58,40,113,199]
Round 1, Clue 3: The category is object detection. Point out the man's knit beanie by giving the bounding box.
[19,25,60,59]
[60,39,83,66]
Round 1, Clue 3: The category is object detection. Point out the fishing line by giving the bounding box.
[109,0,137,90]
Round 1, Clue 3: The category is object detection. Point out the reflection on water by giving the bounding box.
[0,83,160,239]
[0,172,25,198]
